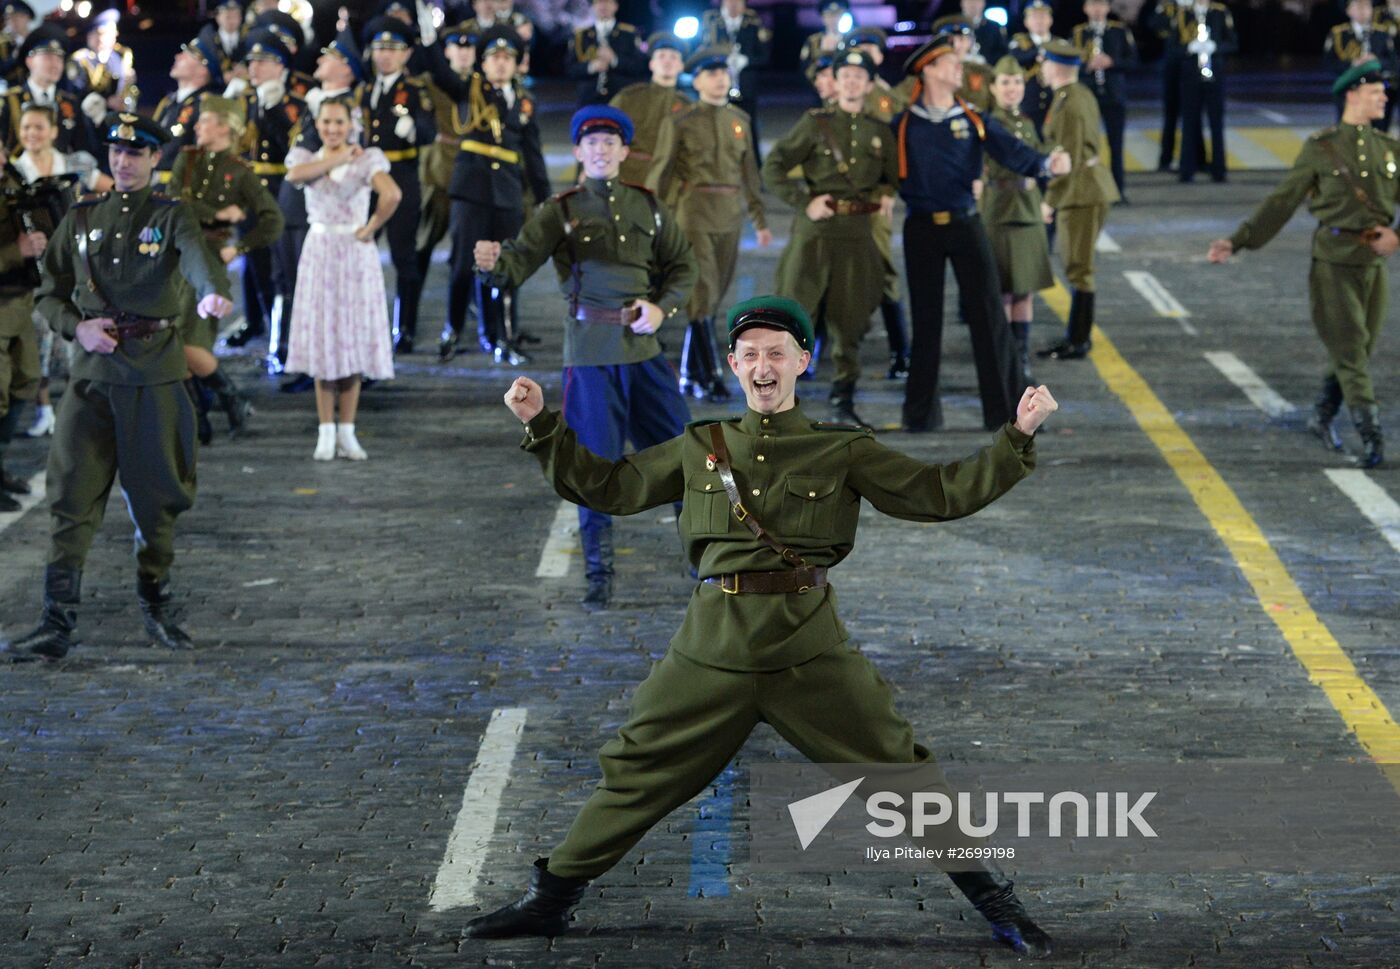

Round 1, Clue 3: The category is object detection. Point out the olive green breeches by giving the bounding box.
[47,379,197,581]
[683,226,743,321]
[1309,258,1387,409]
[0,293,39,420]
[547,642,959,881]
[1057,203,1107,293]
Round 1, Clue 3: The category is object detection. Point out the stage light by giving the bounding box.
[674,15,699,40]
[838,12,853,33]
[986,7,1009,26]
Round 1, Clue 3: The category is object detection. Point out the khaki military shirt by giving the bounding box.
[762,106,898,236]
[609,81,691,188]
[523,404,1036,671]
[490,176,697,367]
[1042,82,1119,209]
[654,100,766,233]
[37,186,230,386]
[982,105,1046,225]
[168,147,284,253]
[1230,122,1400,267]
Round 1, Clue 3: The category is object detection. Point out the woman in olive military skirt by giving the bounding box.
[980,56,1053,384]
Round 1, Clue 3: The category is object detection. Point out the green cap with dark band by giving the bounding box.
[1333,58,1385,97]
[727,296,814,351]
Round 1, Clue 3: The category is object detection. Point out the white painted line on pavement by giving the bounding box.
[1123,270,1199,335]
[535,500,575,578]
[1258,108,1290,124]
[1095,230,1121,253]
[0,470,46,536]
[429,707,529,912]
[1203,351,1296,418]
[1326,469,1400,557]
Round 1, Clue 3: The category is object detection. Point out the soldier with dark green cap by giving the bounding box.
[1209,59,1397,469]
[5,111,234,661]
[762,47,898,429]
[608,31,691,188]
[469,294,1060,960]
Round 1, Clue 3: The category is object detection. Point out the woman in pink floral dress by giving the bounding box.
[284,99,402,461]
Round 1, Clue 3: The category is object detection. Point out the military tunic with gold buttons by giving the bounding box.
[35,186,231,581]
[167,146,284,349]
[608,81,691,189]
[653,101,765,320]
[1228,122,1400,409]
[762,107,899,388]
[1042,81,1118,293]
[982,105,1054,295]
[861,77,916,305]
[1009,33,1054,130]
[517,402,1037,879]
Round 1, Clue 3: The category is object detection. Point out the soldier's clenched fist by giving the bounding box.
[475,240,502,271]
[504,376,544,423]
[1014,384,1059,435]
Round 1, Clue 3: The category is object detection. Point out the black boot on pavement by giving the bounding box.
[1306,375,1345,452]
[137,576,195,650]
[1353,403,1384,469]
[464,858,589,938]
[9,566,81,660]
[948,862,1054,959]
[579,526,614,612]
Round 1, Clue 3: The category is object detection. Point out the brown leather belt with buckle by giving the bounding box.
[705,567,828,595]
[827,198,882,215]
[109,317,172,340]
[572,304,642,325]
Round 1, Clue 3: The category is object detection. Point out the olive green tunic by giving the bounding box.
[487,176,697,367]
[1043,82,1117,292]
[609,81,691,189]
[653,100,766,319]
[1229,122,1400,408]
[0,182,38,429]
[763,107,899,387]
[982,105,1054,295]
[519,403,1037,879]
[418,71,469,255]
[168,147,284,349]
[36,185,230,580]
[959,61,995,115]
[861,79,915,305]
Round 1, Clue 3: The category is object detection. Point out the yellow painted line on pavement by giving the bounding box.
[1238,126,1306,168]
[1039,282,1400,771]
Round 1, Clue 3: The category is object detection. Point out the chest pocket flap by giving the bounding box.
[783,474,840,539]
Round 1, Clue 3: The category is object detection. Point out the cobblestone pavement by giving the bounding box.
[1,102,1398,968]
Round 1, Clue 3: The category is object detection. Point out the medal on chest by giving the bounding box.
[138,225,163,256]
[951,117,970,140]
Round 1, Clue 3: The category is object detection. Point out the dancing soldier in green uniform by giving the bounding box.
[168,94,283,441]
[468,295,1061,959]
[1210,60,1395,468]
[7,113,234,660]
[608,32,690,189]
[763,49,898,429]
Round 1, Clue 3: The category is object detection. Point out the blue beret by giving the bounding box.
[183,35,225,89]
[570,104,633,145]
[103,111,170,149]
[363,14,416,50]
[321,33,368,84]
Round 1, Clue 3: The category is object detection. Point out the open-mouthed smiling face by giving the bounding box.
[729,326,810,415]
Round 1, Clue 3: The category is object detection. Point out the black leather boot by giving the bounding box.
[1011,321,1034,387]
[204,369,251,438]
[1353,403,1384,469]
[186,378,213,445]
[464,858,589,939]
[137,576,195,650]
[881,298,910,379]
[1306,376,1345,452]
[9,566,81,660]
[829,381,874,431]
[701,317,730,401]
[579,526,614,612]
[948,862,1053,959]
[1038,290,1093,360]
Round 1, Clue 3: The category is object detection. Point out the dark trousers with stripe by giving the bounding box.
[561,355,691,536]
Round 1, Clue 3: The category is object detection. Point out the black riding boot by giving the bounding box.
[829,380,874,431]
[137,576,195,650]
[464,858,589,939]
[1353,403,1384,469]
[1306,376,1345,451]
[204,368,251,438]
[579,526,614,612]
[701,317,730,401]
[948,861,1054,959]
[1038,289,1092,360]
[1011,321,1034,387]
[186,378,213,445]
[881,298,910,379]
[9,566,81,660]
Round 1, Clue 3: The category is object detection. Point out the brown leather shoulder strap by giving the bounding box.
[73,203,113,305]
[1316,135,1391,224]
[707,423,808,569]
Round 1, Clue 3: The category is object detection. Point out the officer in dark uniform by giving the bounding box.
[800,0,850,68]
[1148,0,1185,170]
[471,296,1059,961]
[1171,0,1237,183]
[1074,0,1139,198]
[223,29,306,348]
[196,0,249,81]
[360,15,435,354]
[962,0,1010,64]
[474,105,696,611]
[152,35,223,179]
[0,163,45,513]
[1009,0,1057,131]
[251,10,317,98]
[565,0,647,108]
[8,112,233,660]
[1,24,102,160]
[67,9,137,118]
[0,0,34,86]
[699,0,773,156]
[893,35,1069,433]
[425,25,550,362]
[1326,0,1394,129]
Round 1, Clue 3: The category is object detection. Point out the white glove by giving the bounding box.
[1187,39,1216,55]
[305,87,326,117]
[731,53,749,73]
[417,0,437,46]
[394,114,416,142]
[81,91,107,125]
[256,78,286,109]
[222,77,249,99]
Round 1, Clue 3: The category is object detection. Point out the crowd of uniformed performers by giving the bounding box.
[0,0,1393,654]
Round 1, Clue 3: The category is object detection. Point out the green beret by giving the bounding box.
[727,296,814,352]
[993,54,1023,78]
[1333,58,1386,97]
